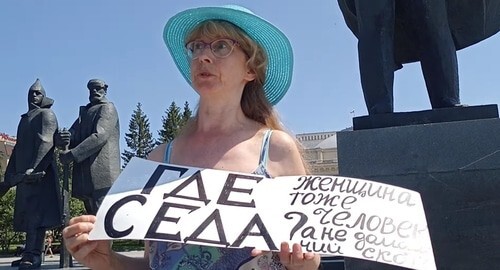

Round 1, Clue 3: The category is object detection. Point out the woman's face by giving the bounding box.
[189,37,255,98]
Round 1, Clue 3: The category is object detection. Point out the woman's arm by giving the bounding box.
[259,130,321,270]
[266,130,307,176]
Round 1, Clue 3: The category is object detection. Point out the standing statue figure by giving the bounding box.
[338,0,500,114]
[3,79,61,269]
[56,79,120,215]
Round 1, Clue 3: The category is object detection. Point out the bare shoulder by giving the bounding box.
[267,130,306,176]
[268,130,298,152]
[147,143,167,163]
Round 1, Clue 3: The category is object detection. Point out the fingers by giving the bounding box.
[279,242,304,265]
[62,215,97,254]
[279,242,319,269]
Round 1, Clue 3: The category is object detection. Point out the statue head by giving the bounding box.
[28,79,46,109]
[87,79,108,105]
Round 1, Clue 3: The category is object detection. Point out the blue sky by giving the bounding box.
[2,1,500,151]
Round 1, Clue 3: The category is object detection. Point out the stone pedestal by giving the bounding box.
[337,105,500,270]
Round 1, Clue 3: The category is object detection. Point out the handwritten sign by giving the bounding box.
[90,157,436,270]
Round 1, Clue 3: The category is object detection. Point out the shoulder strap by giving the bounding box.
[258,129,273,168]
[164,142,173,163]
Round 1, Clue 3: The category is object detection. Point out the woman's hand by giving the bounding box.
[252,242,321,270]
[62,215,114,270]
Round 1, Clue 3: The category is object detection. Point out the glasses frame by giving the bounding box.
[185,38,240,59]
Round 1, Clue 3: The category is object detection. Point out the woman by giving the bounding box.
[63,5,321,270]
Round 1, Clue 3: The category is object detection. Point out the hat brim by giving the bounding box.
[163,6,293,105]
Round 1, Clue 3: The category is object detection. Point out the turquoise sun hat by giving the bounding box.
[163,5,293,106]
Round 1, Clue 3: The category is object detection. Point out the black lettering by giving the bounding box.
[362,247,375,259]
[300,226,317,240]
[294,176,312,190]
[184,209,229,246]
[340,196,357,210]
[380,217,396,234]
[217,173,262,207]
[332,211,351,226]
[354,232,366,250]
[366,216,382,231]
[376,250,393,263]
[397,221,413,238]
[289,192,304,205]
[345,179,367,195]
[141,164,188,194]
[398,192,415,206]
[163,170,210,205]
[285,211,308,240]
[347,213,366,229]
[231,214,277,250]
[318,177,333,191]
[315,193,341,207]
[314,208,331,225]
[300,239,343,254]
[145,202,199,241]
[105,195,147,238]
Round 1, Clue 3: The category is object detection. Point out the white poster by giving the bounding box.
[90,157,436,270]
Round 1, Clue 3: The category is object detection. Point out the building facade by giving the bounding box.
[296,131,339,175]
[0,133,16,180]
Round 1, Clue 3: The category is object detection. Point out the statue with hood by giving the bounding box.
[337,0,500,114]
[56,79,120,215]
[3,79,61,269]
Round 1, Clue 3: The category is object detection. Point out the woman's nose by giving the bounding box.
[195,47,214,62]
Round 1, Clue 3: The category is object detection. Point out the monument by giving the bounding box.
[56,79,120,215]
[3,79,62,269]
[338,0,500,115]
[336,1,500,269]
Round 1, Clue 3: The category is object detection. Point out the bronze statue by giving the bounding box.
[338,0,500,114]
[3,79,61,269]
[56,79,120,215]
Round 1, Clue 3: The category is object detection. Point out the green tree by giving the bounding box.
[181,101,192,126]
[157,101,192,144]
[122,103,156,167]
[0,189,23,252]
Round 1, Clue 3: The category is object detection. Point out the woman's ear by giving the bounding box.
[244,69,256,82]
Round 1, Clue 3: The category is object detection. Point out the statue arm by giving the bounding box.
[66,115,81,149]
[70,103,118,163]
[30,109,58,171]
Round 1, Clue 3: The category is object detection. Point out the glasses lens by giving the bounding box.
[211,39,233,58]
[186,39,235,58]
[186,41,204,58]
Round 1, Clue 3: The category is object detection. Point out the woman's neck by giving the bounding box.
[194,101,253,133]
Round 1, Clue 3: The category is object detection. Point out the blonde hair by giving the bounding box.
[185,20,309,172]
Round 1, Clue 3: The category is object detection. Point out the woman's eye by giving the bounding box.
[213,41,228,51]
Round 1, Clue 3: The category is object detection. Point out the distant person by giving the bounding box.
[56,79,120,215]
[44,233,54,258]
[3,79,61,269]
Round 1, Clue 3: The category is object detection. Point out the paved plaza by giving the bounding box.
[0,251,143,270]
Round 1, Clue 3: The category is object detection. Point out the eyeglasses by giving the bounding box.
[185,38,239,59]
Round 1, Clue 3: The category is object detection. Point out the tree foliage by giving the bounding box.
[0,189,23,252]
[157,101,192,144]
[182,101,193,125]
[122,103,156,167]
